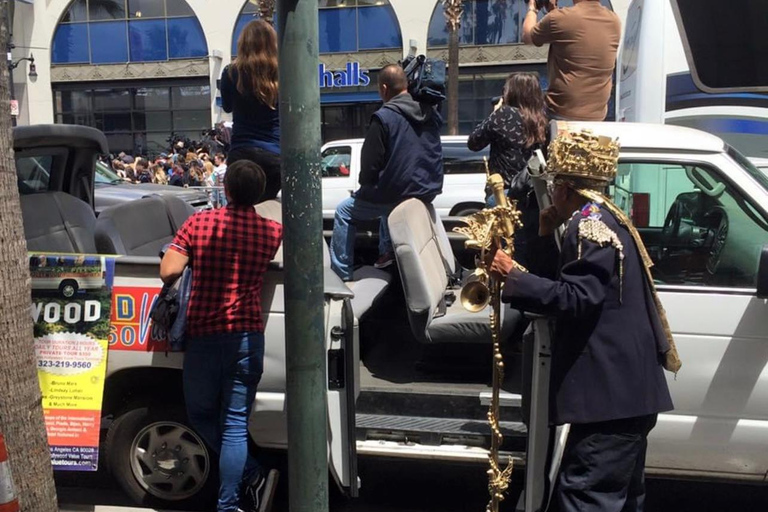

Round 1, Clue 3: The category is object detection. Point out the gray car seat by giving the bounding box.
[95,195,194,256]
[256,199,390,320]
[388,198,519,344]
[20,192,97,253]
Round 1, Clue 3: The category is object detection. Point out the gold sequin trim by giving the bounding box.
[577,217,625,301]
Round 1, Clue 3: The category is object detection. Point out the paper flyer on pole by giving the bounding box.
[30,253,115,471]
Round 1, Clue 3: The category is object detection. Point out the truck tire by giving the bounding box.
[59,279,78,298]
[104,403,216,510]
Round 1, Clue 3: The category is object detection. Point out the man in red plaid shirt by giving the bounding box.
[161,160,282,512]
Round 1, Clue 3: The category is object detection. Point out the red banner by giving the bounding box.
[109,286,168,352]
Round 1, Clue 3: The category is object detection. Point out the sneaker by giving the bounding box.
[240,469,280,512]
[374,252,395,269]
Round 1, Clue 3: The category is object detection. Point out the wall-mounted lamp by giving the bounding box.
[10,53,36,78]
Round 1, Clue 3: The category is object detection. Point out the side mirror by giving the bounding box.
[758,244,768,298]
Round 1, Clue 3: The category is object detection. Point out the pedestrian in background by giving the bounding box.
[467,72,555,275]
[214,153,228,207]
[151,164,168,185]
[523,0,621,121]
[160,160,283,512]
[222,20,281,202]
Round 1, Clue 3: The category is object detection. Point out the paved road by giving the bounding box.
[57,457,768,512]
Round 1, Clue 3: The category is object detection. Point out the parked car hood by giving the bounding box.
[95,182,210,213]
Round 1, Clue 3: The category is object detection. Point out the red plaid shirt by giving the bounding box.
[170,205,283,337]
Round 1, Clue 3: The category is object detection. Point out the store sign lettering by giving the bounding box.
[319,62,371,88]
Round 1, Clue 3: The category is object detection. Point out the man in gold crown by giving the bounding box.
[490,129,679,512]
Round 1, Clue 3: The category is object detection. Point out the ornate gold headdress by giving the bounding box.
[547,129,620,188]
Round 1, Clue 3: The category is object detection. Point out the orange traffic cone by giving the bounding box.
[0,434,19,512]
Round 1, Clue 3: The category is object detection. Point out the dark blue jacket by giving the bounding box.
[221,65,280,155]
[502,203,673,425]
[356,93,443,204]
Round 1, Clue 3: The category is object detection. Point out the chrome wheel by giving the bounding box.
[129,421,210,501]
[61,283,76,298]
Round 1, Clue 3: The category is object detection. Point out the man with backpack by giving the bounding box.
[330,64,444,280]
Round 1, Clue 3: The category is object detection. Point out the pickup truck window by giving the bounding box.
[16,156,53,194]
[321,146,352,178]
[616,161,768,288]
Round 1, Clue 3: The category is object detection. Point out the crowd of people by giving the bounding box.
[156,2,676,512]
[103,140,228,188]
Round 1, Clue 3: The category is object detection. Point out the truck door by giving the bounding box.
[519,150,569,512]
[615,153,768,479]
[325,295,360,496]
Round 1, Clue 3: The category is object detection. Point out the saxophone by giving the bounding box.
[454,166,523,512]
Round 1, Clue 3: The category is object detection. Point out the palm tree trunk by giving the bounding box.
[0,3,58,511]
[444,0,464,135]
[447,28,460,135]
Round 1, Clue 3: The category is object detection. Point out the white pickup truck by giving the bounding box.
[15,121,768,510]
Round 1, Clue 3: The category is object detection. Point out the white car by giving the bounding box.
[320,136,489,220]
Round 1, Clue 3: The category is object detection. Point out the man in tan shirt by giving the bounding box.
[523,0,621,121]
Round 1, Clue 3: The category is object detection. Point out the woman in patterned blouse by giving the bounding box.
[468,72,548,194]
[468,73,556,276]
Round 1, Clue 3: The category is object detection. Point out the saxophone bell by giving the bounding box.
[460,270,491,313]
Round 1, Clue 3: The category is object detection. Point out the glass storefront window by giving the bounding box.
[88,0,126,21]
[53,80,211,156]
[61,0,87,22]
[89,21,129,64]
[129,19,169,61]
[134,87,170,110]
[52,24,90,64]
[319,9,357,53]
[128,0,165,18]
[233,0,401,56]
[165,0,194,16]
[53,0,206,64]
[358,6,402,50]
[428,0,612,48]
[93,88,132,111]
[172,86,211,110]
[168,18,208,59]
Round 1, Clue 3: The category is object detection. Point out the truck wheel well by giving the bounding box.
[450,202,485,217]
[103,367,184,417]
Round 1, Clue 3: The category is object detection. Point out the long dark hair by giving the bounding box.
[503,73,547,148]
[230,20,279,109]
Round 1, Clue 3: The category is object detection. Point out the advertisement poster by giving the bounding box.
[30,254,115,471]
[110,286,167,352]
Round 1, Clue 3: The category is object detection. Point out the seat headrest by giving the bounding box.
[255,199,330,268]
[20,192,97,254]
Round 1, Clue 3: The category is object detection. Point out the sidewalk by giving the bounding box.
[61,507,191,512]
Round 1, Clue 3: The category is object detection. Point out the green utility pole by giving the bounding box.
[276,2,329,512]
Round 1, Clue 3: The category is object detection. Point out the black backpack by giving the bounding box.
[402,55,446,106]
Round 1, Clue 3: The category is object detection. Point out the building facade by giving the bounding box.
[12,0,628,155]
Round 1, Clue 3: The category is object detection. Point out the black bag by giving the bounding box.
[150,266,191,352]
[402,55,446,105]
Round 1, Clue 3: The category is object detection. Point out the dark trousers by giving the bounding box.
[227,145,281,202]
[183,331,265,512]
[553,414,657,512]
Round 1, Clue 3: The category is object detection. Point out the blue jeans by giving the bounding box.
[183,332,265,512]
[330,195,396,281]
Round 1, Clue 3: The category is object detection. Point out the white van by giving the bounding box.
[320,136,488,220]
